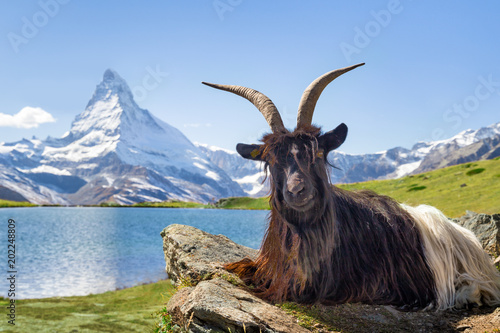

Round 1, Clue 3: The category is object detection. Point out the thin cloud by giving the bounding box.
[0,106,56,129]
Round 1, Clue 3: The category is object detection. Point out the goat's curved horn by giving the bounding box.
[296,63,365,128]
[202,82,287,134]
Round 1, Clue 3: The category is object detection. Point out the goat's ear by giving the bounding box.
[318,123,348,154]
[236,143,264,161]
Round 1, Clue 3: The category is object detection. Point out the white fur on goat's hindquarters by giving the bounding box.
[403,204,500,310]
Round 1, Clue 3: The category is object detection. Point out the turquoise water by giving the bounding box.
[0,207,267,299]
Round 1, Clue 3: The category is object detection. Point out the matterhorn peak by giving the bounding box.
[103,68,120,81]
[101,69,131,94]
[68,69,149,138]
[85,69,136,109]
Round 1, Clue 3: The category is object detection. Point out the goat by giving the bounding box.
[202,63,500,310]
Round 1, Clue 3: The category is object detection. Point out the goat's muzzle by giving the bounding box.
[283,173,316,212]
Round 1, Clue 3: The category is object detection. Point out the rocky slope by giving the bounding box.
[196,143,268,197]
[413,133,500,174]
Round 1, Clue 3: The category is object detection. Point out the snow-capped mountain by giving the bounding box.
[410,124,500,174]
[198,121,500,192]
[0,70,244,205]
[196,143,268,197]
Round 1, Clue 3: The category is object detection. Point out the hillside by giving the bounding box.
[338,157,500,218]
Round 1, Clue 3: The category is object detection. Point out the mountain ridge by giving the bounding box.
[198,121,500,193]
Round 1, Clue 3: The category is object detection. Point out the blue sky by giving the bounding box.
[1,1,499,154]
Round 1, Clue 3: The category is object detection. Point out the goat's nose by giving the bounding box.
[287,179,305,195]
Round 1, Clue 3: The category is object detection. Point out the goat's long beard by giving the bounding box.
[294,202,337,282]
[249,161,339,303]
[265,186,337,298]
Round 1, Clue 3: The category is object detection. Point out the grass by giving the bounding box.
[133,197,270,210]
[212,196,270,210]
[133,200,206,209]
[278,302,339,331]
[337,158,500,218]
[277,302,394,332]
[0,199,36,208]
[0,280,175,333]
[465,167,485,176]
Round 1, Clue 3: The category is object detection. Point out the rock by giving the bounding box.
[168,278,309,333]
[161,223,500,333]
[161,224,308,333]
[160,224,257,285]
[453,211,500,257]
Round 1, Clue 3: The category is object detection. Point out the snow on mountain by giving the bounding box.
[434,122,500,148]
[0,69,244,205]
[410,122,500,174]
[196,143,269,197]
[325,121,500,183]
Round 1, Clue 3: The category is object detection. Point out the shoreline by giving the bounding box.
[0,278,171,301]
[0,196,271,210]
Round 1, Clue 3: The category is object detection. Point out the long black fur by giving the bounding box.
[226,126,436,308]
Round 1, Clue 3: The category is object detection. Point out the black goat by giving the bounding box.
[203,64,500,310]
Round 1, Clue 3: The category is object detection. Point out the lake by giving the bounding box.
[0,207,268,299]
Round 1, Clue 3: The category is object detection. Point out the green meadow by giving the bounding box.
[0,199,36,208]
[337,157,500,218]
[0,280,175,333]
[211,196,270,210]
[132,200,207,209]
